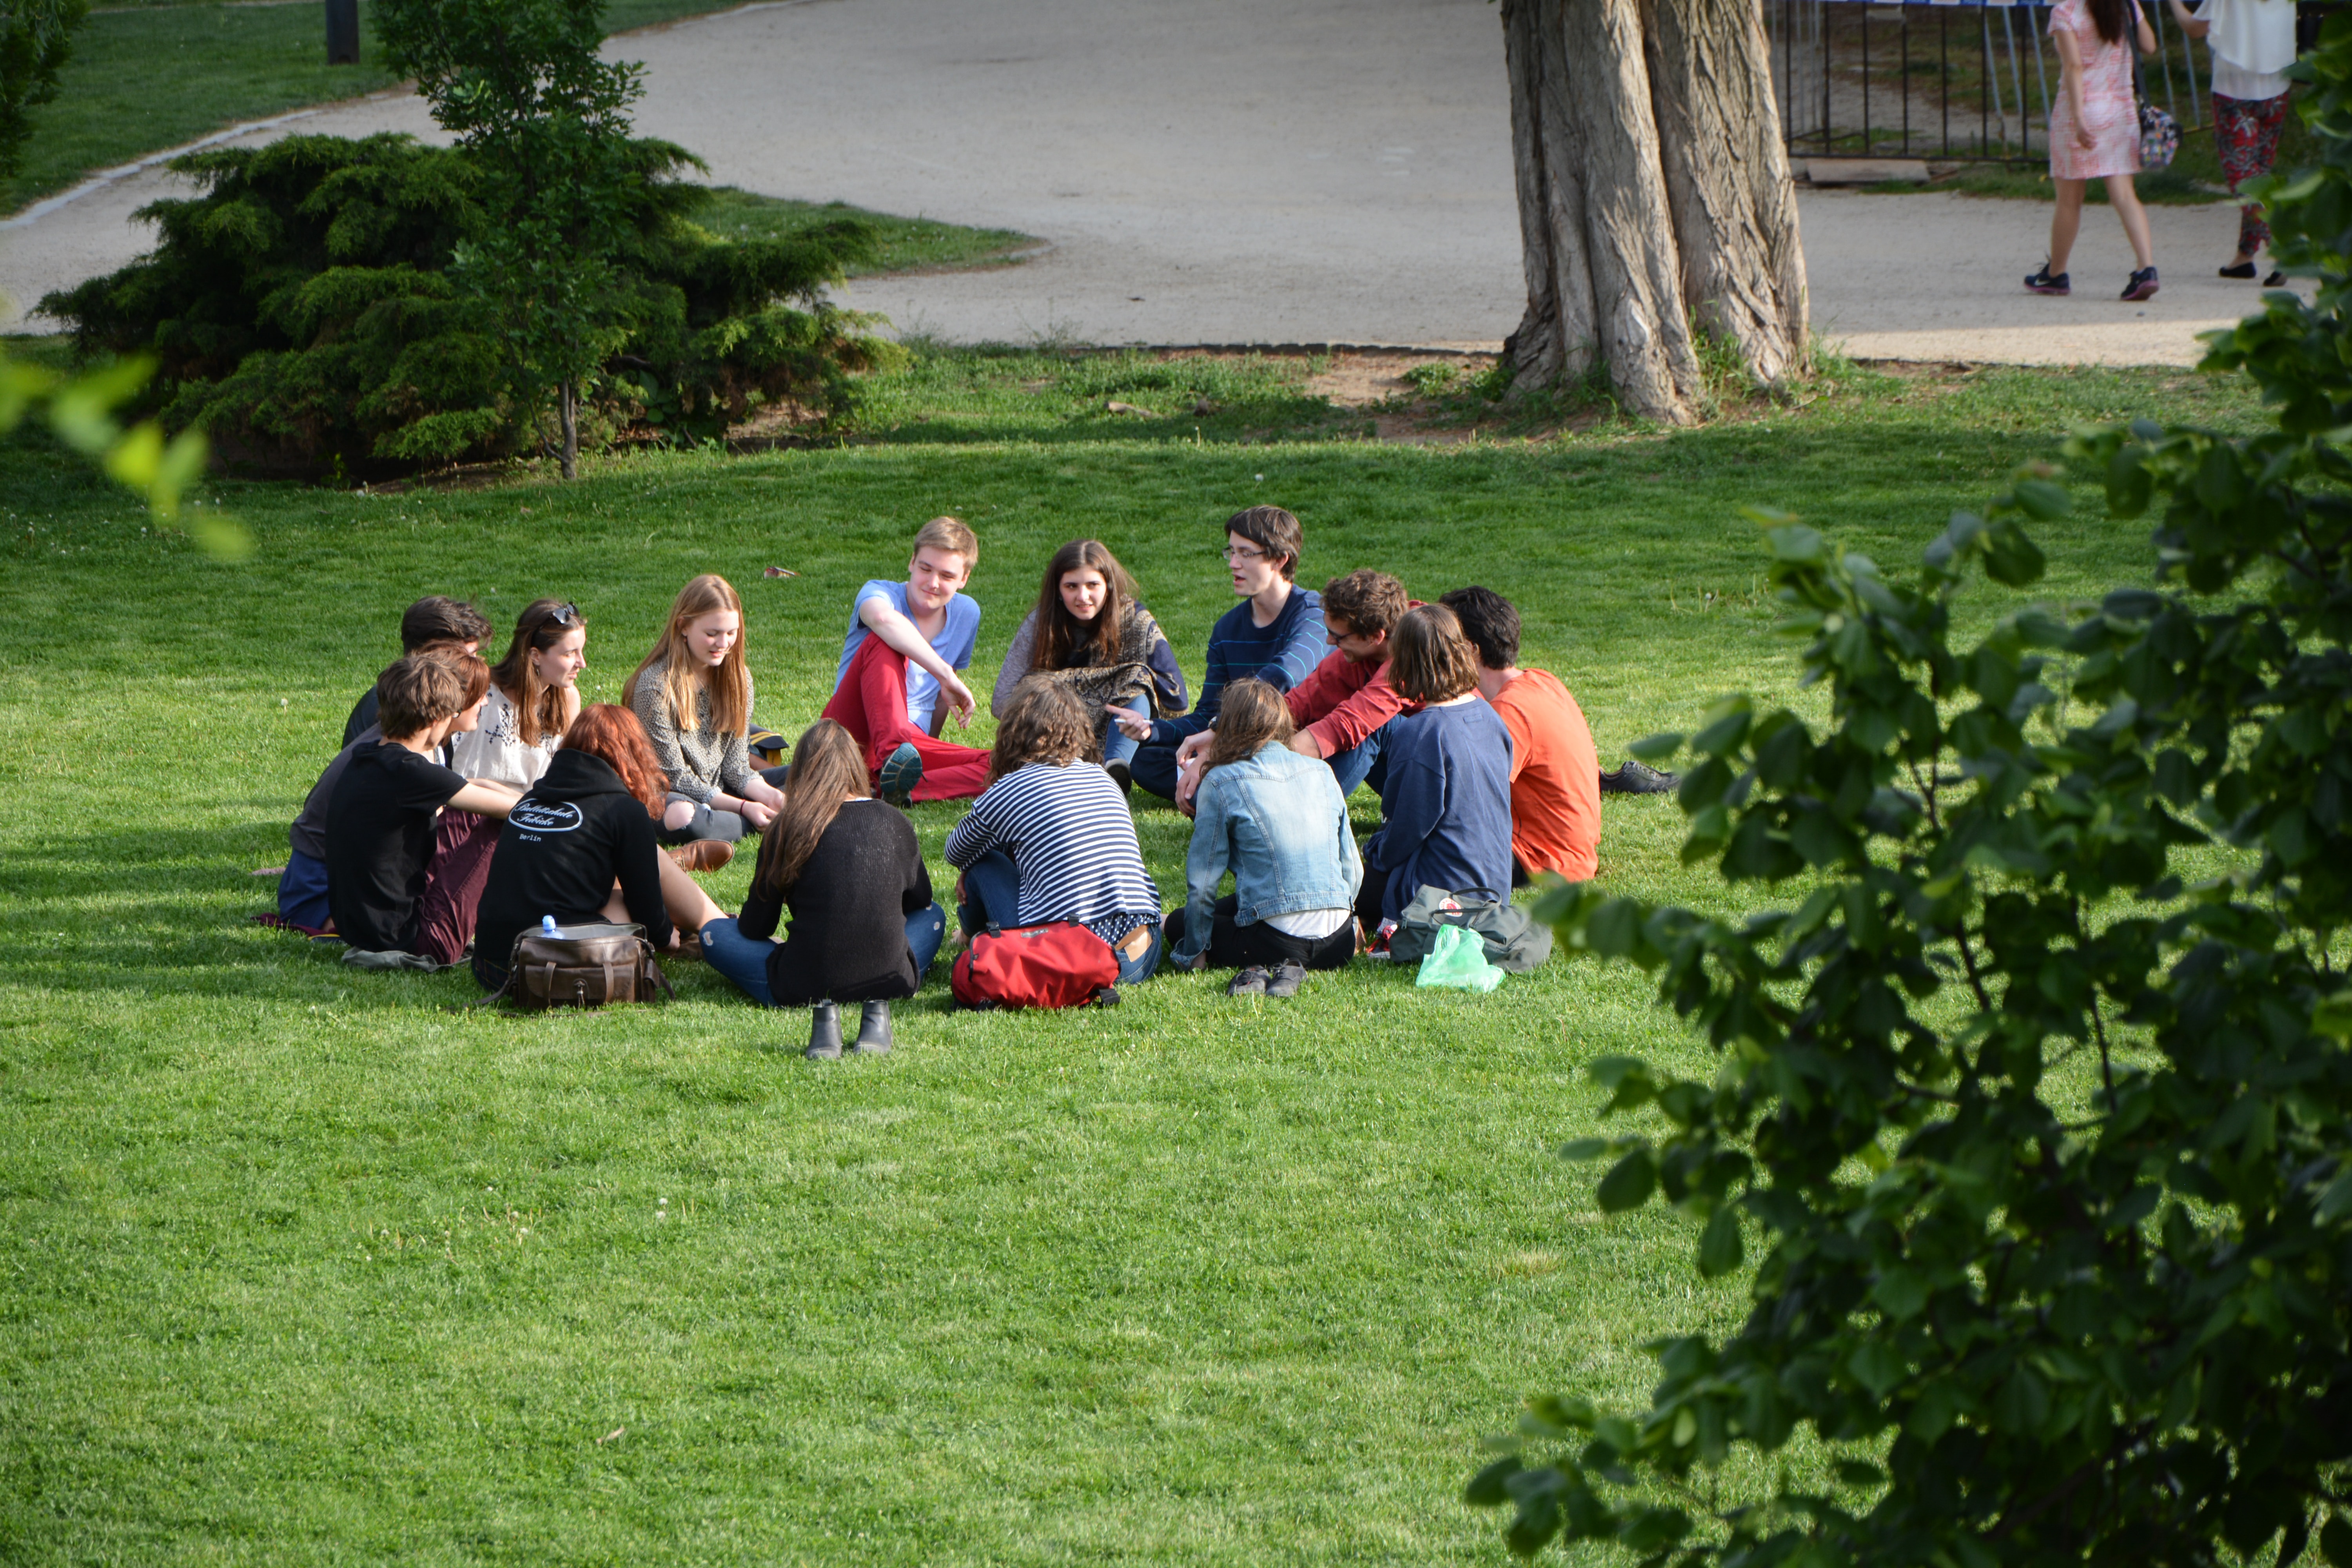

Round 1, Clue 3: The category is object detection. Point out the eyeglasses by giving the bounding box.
[547,602,581,627]
[1222,545,1268,563]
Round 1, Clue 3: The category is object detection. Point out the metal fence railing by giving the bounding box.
[1771,0,2208,165]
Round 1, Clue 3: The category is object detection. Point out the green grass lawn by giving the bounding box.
[0,350,2270,1563]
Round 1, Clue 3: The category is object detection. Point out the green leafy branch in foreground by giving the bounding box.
[0,349,234,549]
[1469,18,2352,1564]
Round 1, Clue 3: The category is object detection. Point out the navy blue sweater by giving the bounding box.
[1149,586,1326,744]
[1363,698,1515,922]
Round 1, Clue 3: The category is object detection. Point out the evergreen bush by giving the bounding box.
[42,132,890,475]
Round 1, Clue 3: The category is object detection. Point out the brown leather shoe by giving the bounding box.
[668,840,733,873]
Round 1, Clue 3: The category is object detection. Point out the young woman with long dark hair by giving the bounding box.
[945,682,1165,985]
[470,704,726,994]
[624,574,787,848]
[1162,677,1361,994]
[989,539,1185,790]
[697,720,946,1059]
[449,598,586,791]
[2028,0,2161,301]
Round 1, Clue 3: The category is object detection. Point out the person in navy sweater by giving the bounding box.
[1356,604,1516,938]
[1117,506,1326,803]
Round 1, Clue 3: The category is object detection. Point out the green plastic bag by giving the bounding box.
[1415,923,1505,993]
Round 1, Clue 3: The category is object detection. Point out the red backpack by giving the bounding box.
[951,923,1120,1010]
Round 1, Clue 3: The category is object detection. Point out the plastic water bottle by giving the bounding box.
[541,915,558,935]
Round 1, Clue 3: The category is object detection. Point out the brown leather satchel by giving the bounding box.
[482,922,674,1011]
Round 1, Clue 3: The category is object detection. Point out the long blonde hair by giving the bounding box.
[752,720,868,897]
[623,574,749,737]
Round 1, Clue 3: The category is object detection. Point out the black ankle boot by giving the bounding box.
[805,1001,843,1060]
[852,999,893,1055]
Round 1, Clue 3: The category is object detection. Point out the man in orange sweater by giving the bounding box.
[1441,586,1600,884]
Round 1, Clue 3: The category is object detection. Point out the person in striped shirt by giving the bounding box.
[946,682,1166,985]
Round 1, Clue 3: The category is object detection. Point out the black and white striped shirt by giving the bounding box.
[945,762,1161,944]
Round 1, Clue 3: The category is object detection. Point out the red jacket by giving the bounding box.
[1287,648,1417,758]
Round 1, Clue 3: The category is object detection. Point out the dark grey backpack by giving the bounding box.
[1387,885,1553,973]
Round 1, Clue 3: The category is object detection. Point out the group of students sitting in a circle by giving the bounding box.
[274,506,1606,1052]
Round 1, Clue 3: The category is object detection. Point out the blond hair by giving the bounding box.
[623,574,750,738]
[913,516,978,568]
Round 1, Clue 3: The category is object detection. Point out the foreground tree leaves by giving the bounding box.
[1470,17,2352,1563]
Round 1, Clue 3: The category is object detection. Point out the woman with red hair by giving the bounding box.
[471,704,726,993]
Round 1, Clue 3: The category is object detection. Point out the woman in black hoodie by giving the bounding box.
[472,704,725,993]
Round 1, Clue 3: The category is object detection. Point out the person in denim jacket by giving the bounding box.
[1163,678,1362,982]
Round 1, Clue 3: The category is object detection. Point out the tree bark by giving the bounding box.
[1500,0,1806,422]
[559,379,578,481]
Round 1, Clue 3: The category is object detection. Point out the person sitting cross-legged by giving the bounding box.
[624,573,789,847]
[470,704,730,995]
[1355,604,1515,941]
[1441,584,1600,885]
[1118,505,1326,803]
[1162,678,1361,995]
[325,653,523,965]
[698,720,948,1060]
[947,681,1166,987]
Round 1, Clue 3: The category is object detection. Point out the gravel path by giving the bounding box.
[0,0,2287,364]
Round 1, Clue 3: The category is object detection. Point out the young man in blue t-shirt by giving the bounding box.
[1114,505,1326,803]
[821,516,992,802]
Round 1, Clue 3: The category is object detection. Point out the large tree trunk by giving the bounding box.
[1500,0,1807,423]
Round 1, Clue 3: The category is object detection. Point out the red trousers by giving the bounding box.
[820,634,990,801]
[415,809,499,966]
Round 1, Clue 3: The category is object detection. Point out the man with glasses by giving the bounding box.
[1113,505,1325,804]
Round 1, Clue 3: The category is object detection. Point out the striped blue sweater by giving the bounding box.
[944,762,1162,944]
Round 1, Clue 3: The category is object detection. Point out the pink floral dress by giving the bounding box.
[2048,0,2142,180]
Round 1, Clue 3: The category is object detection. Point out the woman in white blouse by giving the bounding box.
[448,599,586,789]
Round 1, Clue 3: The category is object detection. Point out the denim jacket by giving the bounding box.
[1173,740,1363,965]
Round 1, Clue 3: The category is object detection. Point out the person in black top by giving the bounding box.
[341,597,493,748]
[471,704,730,993]
[325,654,522,960]
[697,719,946,1060]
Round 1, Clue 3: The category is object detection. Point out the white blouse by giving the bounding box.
[447,686,561,789]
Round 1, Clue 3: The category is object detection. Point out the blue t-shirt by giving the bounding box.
[838,579,982,731]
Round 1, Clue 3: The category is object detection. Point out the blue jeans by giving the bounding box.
[956,849,1163,985]
[955,849,1025,937]
[1324,725,1388,799]
[1100,713,1140,768]
[699,904,946,1007]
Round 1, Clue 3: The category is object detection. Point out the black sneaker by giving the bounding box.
[1599,760,1680,795]
[2025,265,2071,296]
[2122,266,2160,302]
[2264,270,2287,287]
[2219,260,2257,279]
[1227,965,1269,997]
[877,741,923,808]
[1265,960,1307,999]
[1105,759,1132,795]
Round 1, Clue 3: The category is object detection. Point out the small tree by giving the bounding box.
[0,0,87,181]
[1471,18,2352,1563]
[377,0,645,478]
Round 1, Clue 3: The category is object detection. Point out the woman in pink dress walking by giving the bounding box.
[2027,0,2162,301]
